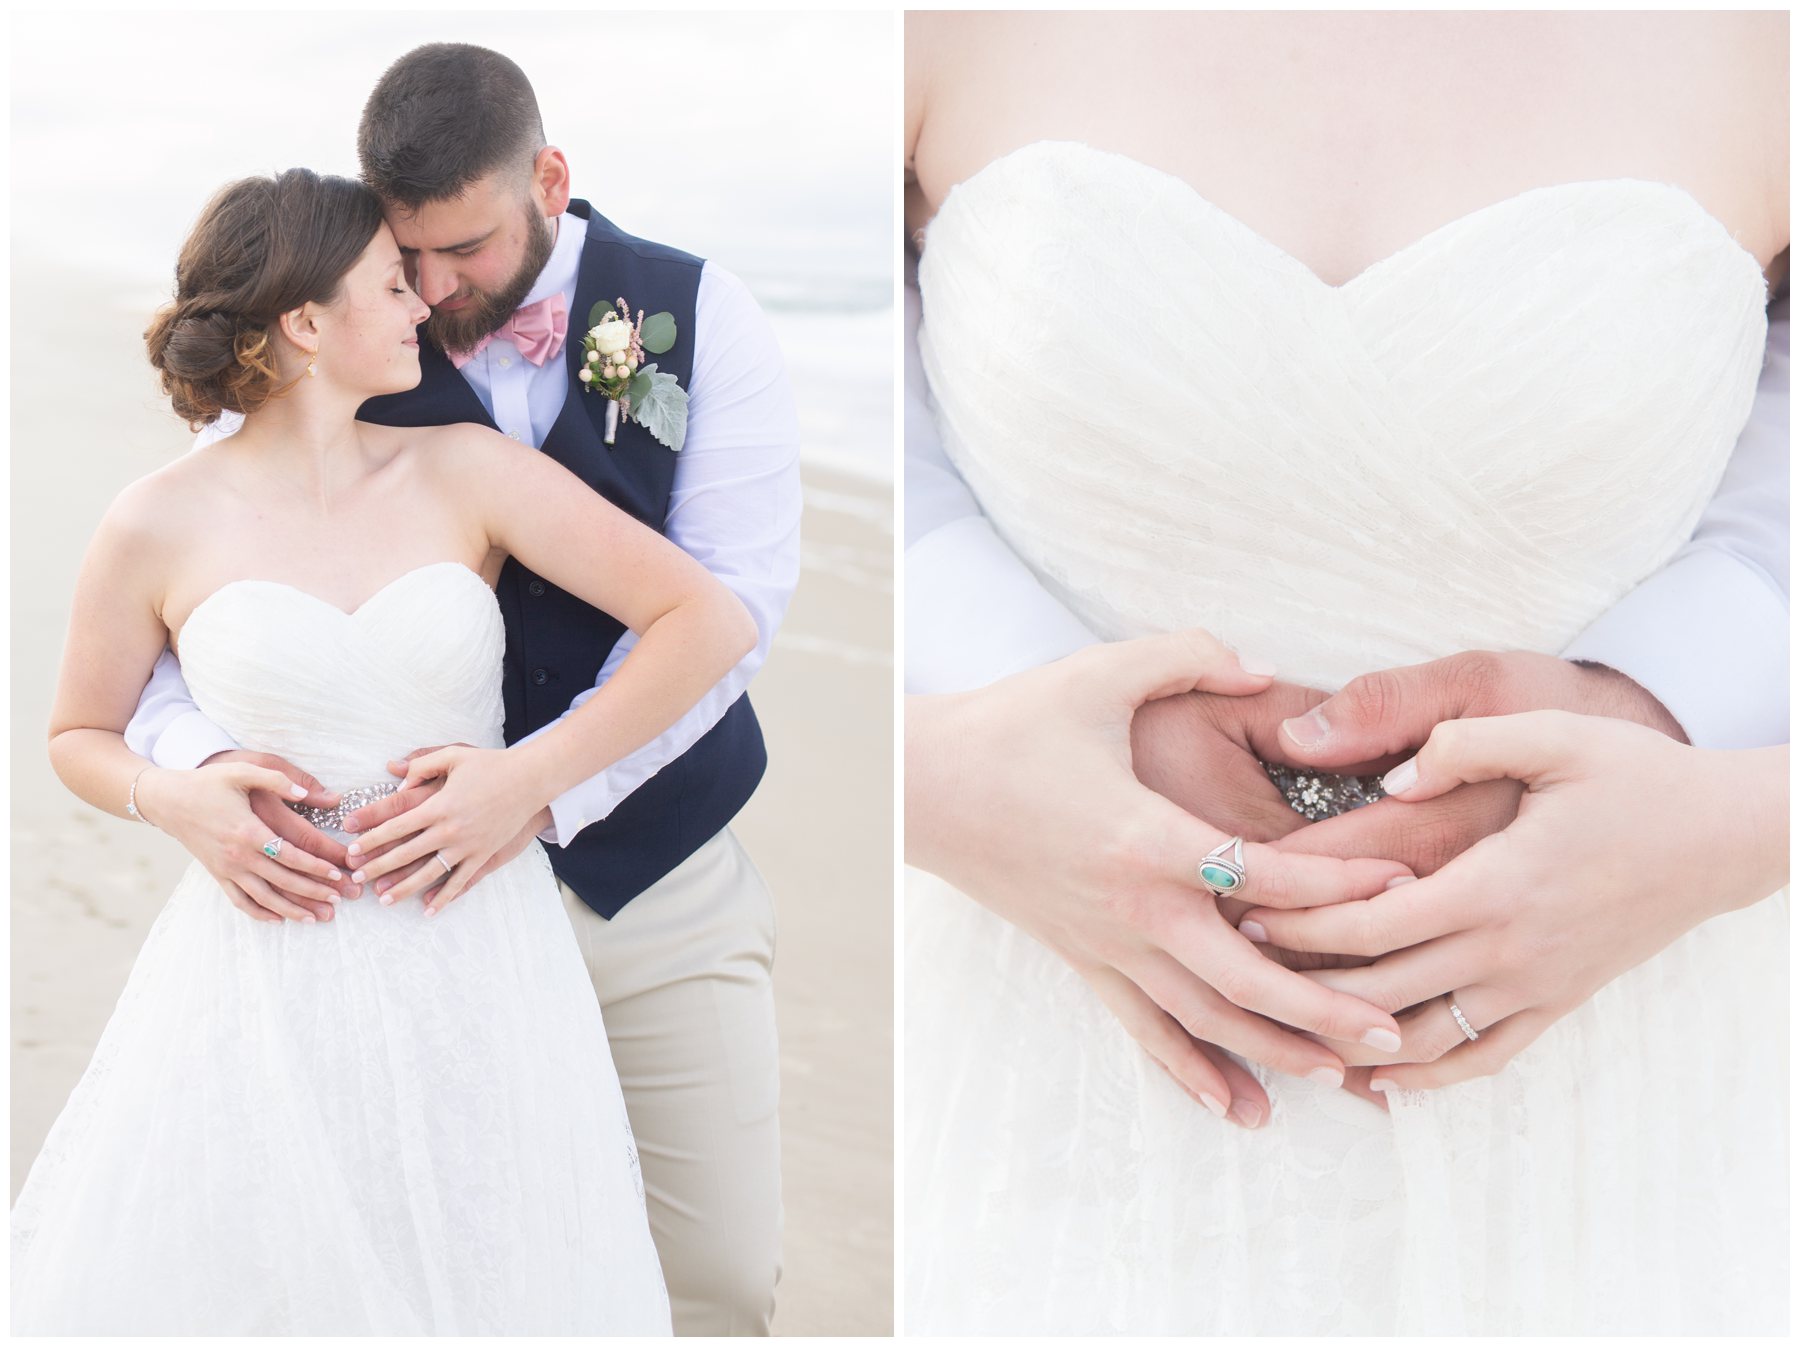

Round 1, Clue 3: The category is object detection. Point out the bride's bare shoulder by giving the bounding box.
[86,447,228,580]
[906,12,1068,227]
[1648,13,1787,258]
[401,420,537,493]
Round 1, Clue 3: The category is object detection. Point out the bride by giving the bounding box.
[12,168,756,1333]
[903,10,1787,1334]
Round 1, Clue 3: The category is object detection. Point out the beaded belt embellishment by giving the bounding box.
[286,782,403,832]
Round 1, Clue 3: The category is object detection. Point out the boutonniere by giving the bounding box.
[577,298,687,451]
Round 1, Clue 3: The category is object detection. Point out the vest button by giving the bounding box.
[531,668,549,686]
[527,580,546,597]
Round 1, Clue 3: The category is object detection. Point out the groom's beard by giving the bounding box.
[423,207,556,356]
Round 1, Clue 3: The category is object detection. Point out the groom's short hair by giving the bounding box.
[357,43,546,211]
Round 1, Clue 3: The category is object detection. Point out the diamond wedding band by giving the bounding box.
[1447,995,1480,1042]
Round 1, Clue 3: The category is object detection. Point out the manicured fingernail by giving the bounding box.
[1384,876,1415,890]
[1239,919,1269,943]
[1369,1078,1395,1093]
[1362,1028,1403,1053]
[302,914,316,924]
[328,869,342,881]
[1198,1092,1227,1118]
[351,870,366,883]
[343,818,361,833]
[1281,709,1329,749]
[347,843,362,856]
[1381,758,1418,795]
[1307,1066,1344,1088]
[425,906,439,918]
[1239,654,1278,677]
[290,783,309,798]
[1228,1098,1263,1128]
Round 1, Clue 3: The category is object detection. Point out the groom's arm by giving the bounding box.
[519,261,802,844]
[123,646,240,766]
[904,252,1099,694]
[1562,303,1789,748]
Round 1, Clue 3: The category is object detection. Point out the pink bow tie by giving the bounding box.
[448,291,569,369]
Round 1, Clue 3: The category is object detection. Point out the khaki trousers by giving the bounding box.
[558,828,782,1336]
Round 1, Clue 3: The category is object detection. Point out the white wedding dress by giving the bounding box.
[11,562,670,1335]
[906,142,1787,1334]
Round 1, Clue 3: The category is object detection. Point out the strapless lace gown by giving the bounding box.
[906,143,1787,1334]
[11,563,670,1334]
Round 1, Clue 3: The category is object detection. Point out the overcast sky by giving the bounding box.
[12,9,895,309]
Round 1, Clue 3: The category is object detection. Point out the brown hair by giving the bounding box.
[357,44,545,211]
[144,168,384,429]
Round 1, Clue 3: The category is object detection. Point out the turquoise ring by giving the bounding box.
[1197,836,1246,897]
[262,837,283,860]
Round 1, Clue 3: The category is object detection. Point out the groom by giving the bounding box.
[125,44,796,1335]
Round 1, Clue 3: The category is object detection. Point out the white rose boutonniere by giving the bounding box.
[579,298,687,451]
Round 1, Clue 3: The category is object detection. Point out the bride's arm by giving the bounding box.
[47,481,347,923]
[469,430,756,802]
[346,430,755,908]
[49,482,203,819]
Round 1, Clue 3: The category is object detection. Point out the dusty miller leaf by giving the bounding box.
[629,368,688,452]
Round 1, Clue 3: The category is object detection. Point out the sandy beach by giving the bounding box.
[9,262,894,1335]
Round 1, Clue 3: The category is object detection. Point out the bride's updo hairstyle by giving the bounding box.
[144,168,383,429]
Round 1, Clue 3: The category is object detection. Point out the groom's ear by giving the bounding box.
[529,146,572,218]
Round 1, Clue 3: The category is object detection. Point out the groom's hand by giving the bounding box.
[1133,681,1395,963]
[1130,680,1334,844]
[338,745,451,900]
[1270,651,1685,874]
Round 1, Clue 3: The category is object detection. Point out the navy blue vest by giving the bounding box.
[360,201,767,918]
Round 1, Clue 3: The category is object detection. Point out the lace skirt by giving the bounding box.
[11,844,670,1335]
[904,869,1788,1334]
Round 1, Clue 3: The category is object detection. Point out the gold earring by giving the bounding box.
[306,353,317,378]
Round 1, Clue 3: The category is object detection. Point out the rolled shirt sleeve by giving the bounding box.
[1564,306,1789,748]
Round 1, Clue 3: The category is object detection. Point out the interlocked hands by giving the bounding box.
[907,641,1726,1123]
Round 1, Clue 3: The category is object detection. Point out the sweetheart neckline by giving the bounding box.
[172,560,495,656]
[924,140,1768,295]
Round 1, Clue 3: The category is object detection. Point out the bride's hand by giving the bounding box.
[135,757,349,924]
[345,744,546,914]
[1268,650,1682,876]
[906,630,1413,1126]
[1233,711,1788,1089]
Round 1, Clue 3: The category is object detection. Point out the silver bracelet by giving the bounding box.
[126,767,155,825]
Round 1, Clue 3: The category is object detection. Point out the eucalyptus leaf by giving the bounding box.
[629,368,688,452]
[639,311,677,355]
[587,299,619,333]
